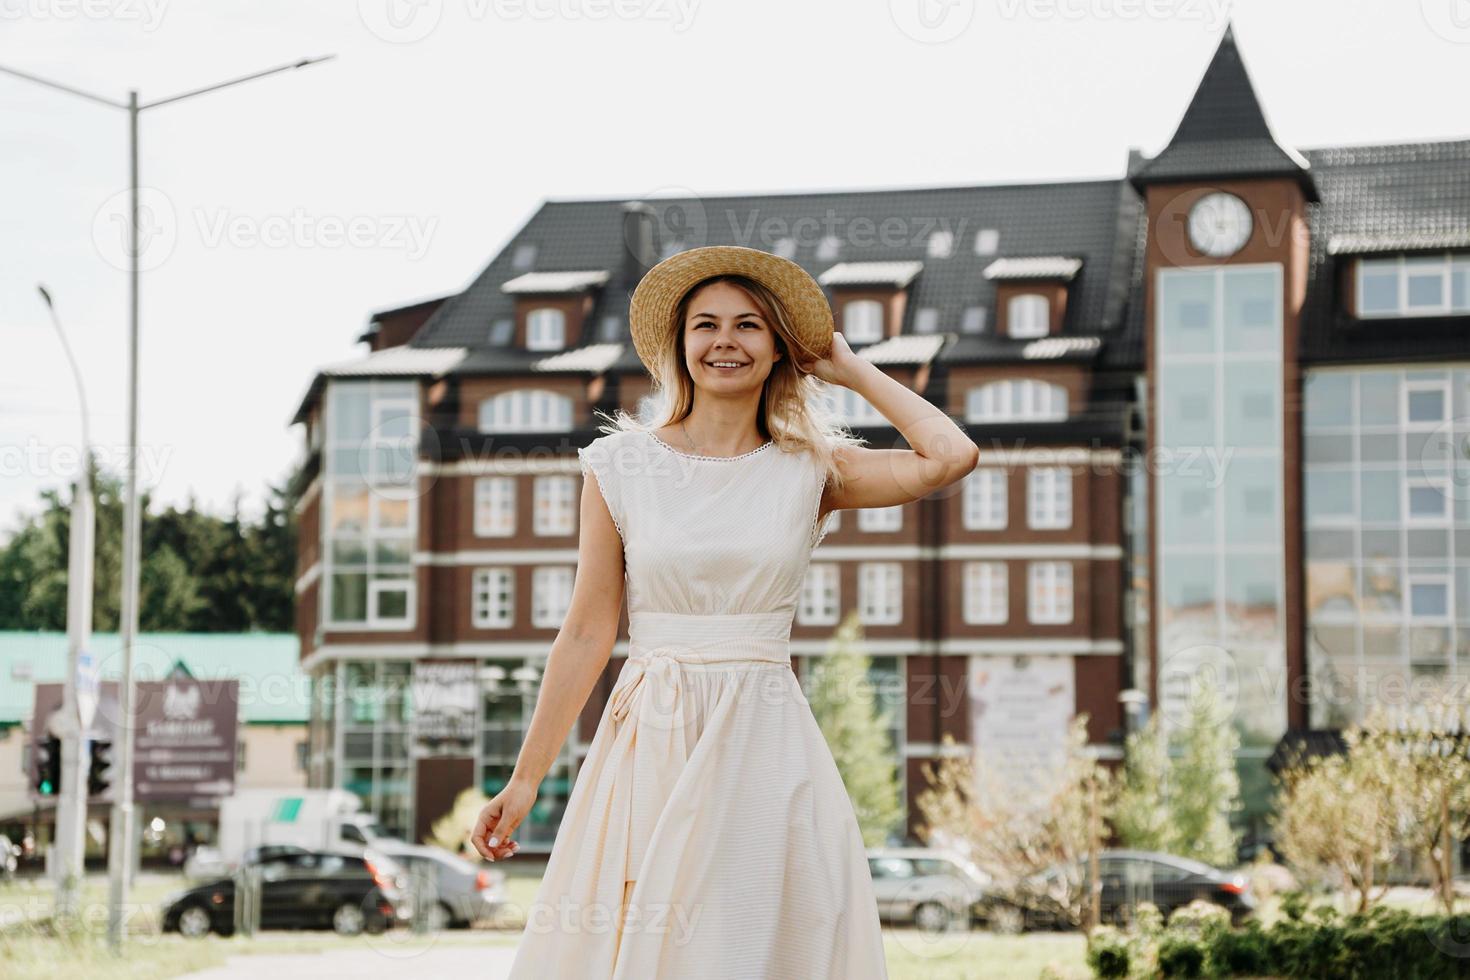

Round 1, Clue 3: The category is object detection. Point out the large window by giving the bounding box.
[1356,253,1470,319]
[799,563,840,625]
[1027,467,1073,529]
[858,562,903,625]
[966,380,1068,422]
[478,389,573,433]
[1155,263,1285,748]
[526,307,566,349]
[474,477,515,537]
[324,381,418,630]
[472,567,514,628]
[1007,294,1050,338]
[1028,561,1073,624]
[480,658,572,848]
[531,566,574,628]
[858,506,903,532]
[963,562,1008,624]
[964,468,1008,529]
[534,475,576,536]
[820,380,883,425]
[843,299,884,344]
[339,660,413,838]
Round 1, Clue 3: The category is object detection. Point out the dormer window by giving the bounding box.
[1356,253,1470,318]
[479,389,573,432]
[1007,294,1050,338]
[927,229,954,258]
[816,235,841,261]
[843,299,884,344]
[967,379,1068,422]
[526,308,566,350]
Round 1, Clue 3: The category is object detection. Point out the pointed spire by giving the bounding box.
[1130,22,1318,201]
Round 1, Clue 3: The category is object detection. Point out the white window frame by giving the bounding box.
[1007,293,1050,339]
[843,299,884,344]
[967,380,1068,423]
[1406,574,1451,623]
[526,307,566,350]
[471,567,515,629]
[858,562,903,625]
[474,476,516,537]
[531,566,575,628]
[1355,253,1470,319]
[1404,476,1450,524]
[964,468,1008,530]
[479,389,574,433]
[1027,561,1074,624]
[1027,467,1073,530]
[1402,378,1450,430]
[533,474,577,536]
[963,562,1008,624]
[858,505,903,533]
[798,563,840,626]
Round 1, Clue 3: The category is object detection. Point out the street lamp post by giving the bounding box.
[0,54,335,952]
[37,285,96,924]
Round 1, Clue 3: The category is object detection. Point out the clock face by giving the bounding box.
[1187,192,1253,258]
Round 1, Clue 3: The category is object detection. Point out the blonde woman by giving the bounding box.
[472,245,979,978]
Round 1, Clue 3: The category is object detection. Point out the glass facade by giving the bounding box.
[308,657,574,846]
[1153,264,1287,815]
[1303,366,1470,728]
[1152,264,1281,840]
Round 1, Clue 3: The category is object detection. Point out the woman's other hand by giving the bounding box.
[470,779,536,862]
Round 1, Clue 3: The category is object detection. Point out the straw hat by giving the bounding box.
[628,245,834,374]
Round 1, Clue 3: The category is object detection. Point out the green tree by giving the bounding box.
[1168,684,1242,867]
[806,611,904,846]
[1113,712,1174,852]
[429,786,490,858]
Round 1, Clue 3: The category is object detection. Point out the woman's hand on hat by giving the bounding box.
[798,332,860,387]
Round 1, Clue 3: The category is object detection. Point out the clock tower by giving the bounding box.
[1129,23,1318,785]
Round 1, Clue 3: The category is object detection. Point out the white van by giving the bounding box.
[216,789,399,866]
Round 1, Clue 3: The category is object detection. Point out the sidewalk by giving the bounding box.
[179,943,519,979]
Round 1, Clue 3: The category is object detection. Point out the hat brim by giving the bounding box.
[628,245,835,373]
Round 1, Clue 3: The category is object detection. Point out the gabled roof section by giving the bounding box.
[857,334,949,365]
[983,256,1083,281]
[1129,23,1318,202]
[291,346,467,425]
[818,261,924,288]
[501,270,610,294]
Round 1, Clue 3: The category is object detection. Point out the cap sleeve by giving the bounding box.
[578,435,625,543]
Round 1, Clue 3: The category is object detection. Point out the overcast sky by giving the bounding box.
[1,0,1465,538]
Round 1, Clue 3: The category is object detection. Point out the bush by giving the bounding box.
[1087,903,1470,979]
[1156,933,1207,978]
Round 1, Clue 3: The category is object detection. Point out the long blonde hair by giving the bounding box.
[594,273,863,491]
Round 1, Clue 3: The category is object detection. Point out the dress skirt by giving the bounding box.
[505,610,889,979]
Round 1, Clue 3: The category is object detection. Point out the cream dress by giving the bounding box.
[504,427,889,980]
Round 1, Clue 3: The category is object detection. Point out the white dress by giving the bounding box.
[505,427,888,980]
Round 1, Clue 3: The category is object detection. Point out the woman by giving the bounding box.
[471,244,979,978]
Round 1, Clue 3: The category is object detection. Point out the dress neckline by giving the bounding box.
[646,429,775,462]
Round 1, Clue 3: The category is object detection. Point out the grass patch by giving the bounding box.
[883,928,1088,979]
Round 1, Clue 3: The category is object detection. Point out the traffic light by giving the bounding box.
[34,734,61,796]
[87,739,114,797]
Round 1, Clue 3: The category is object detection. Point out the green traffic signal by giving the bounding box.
[34,734,61,797]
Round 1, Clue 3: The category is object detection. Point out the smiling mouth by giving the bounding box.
[704,361,750,370]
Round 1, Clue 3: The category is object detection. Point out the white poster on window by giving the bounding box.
[968,654,1075,800]
[412,661,478,740]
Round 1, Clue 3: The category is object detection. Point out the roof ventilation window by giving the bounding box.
[928,230,954,259]
[816,235,842,261]
[512,243,538,271]
[974,229,999,256]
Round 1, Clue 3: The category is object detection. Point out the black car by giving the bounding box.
[979,849,1257,931]
[160,848,408,937]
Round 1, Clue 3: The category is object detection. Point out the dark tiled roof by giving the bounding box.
[1300,138,1470,364]
[409,181,1142,367]
[1128,24,1317,202]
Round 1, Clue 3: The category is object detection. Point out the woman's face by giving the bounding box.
[681,281,782,390]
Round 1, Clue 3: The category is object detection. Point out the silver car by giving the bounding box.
[867,847,989,932]
[372,843,507,929]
